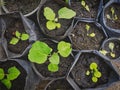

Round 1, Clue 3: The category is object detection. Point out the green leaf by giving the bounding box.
[81,1,85,6]
[1,79,12,89]
[89,33,95,37]
[111,7,114,15]
[21,33,29,41]
[110,52,115,58]
[106,14,111,19]
[58,7,76,19]
[15,31,21,39]
[92,76,98,83]
[28,41,52,64]
[99,49,108,55]
[0,68,4,80]
[85,5,90,12]
[90,62,98,70]
[49,53,60,64]
[56,23,61,28]
[7,66,20,80]
[85,24,90,31]
[9,37,19,45]
[48,63,59,72]
[86,70,90,76]
[94,71,102,78]
[44,7,55,21]
[58,41,72,57]
[46,21,56,30]
[109,42,114,51]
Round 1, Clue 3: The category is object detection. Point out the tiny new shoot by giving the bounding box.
[10,30,29,45]
[81,0,90,12]
[85,24,95,37]
[86,62,102,83]
[28,41,72,72]
[99,42,115,58]
[0,66,20,89]
[106,7,118,21]
[44,7,76,30]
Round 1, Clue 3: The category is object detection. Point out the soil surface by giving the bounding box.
[0,44,7,61]
[102,39,120,59]
[105,3,120,30]
[34,39,74,78]
[38,0,72,38]
[46,79,74,90]
[71,53,117,88]
[106,81,120,90]
[70,22,105,50]
[70,0,100,18]
[4,0,40,15]
[0,60,27,90]
[4,18,29,54]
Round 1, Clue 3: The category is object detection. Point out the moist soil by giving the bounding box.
[0,60,27,90]
[4,18,29,54]
[46,79,74,90]
[70,0,100,18]
[71,53,117,88]
[105,3,120,30]
[70,22,105,50]
[0,44,7,61]
[34,39,74,78]
[4,0,40,15]
[103,39,120,59]
[38,0,72,38]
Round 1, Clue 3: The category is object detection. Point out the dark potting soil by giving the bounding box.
[71,53,114,88]
[106,81,120,90]
[34,39,74,78]
[0,60,27,90]
[70,22,105,50]
[0,44,7,61]
[4,18,29,54]
[46,79,74,90]
[4,0,40,15]
[70,0,100,18]
[36,80,51,90]
[38,0,72,38]
[103,39,120,59]
[105,3,120,30]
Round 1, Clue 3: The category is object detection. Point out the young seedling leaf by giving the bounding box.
[1,79,12,89]
[92,76,98,83]
[15,31,21,39]
[28,41,52,64]
[111,7,114,15]
[9,37,19,45]
[21,33,29,41]
[0,68,4,80]
[85,5,90,12]
[106,14,111,19]
[85,24,90,31]
[86,70,90,76]
[90,62,98,70]
[99,49,108,55]
[58,41,72,57]
[110,52,115,58]
[44,7,55,21]
[109,42,114,52]
[56,23,61,29]
[7,66,20,80]
[49,53,60,64]
[89,33,95,37]
[114,15,118,20]
[94,71,102,78]
[48,63,59,72]
[46,21,56,30]
[81,0,85,6]
[58,7,76,19]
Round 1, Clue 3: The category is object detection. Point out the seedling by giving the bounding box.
[28,41,72,72]
[64,0,69,3]
[99,42,115,58]
[81,0,90,12]
[9,30,29,45]
[44,7,76,30]
[106,7,118,21]
[85,24,95,37]
[86,62,102,83]
[0,66,20,89]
